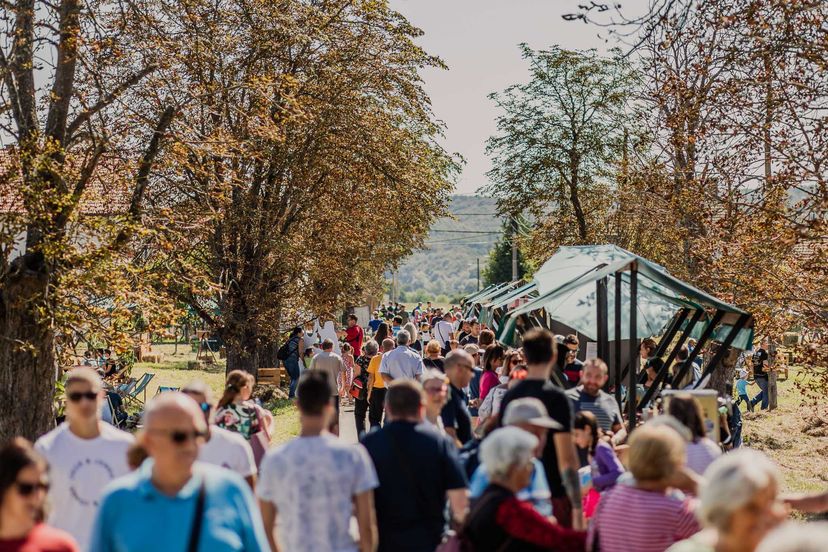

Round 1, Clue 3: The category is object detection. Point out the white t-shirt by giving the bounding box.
[258,434,378,552]
[35,422,133,549]
[433,320,454,348]
[199,425,257,478]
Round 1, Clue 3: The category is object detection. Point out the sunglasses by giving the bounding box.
[152,429,207,444]
[16,480,49,496]
[67,391,98,403]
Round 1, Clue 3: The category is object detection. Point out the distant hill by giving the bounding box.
[393,195,502,303]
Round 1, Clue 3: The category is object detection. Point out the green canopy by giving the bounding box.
[498,245,753,349]
[478,281,538,329]
[462,281,520,318]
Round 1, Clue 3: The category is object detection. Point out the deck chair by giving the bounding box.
[105,394,126,429]
[116,378,137,396]
[124,372,155,407]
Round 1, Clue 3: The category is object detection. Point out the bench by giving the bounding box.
[258,368,280,386]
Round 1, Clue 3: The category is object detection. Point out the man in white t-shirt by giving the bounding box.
[259,370,378,552]
[181,380,257,488]
[35,367,133,550]
[433,313,455,354]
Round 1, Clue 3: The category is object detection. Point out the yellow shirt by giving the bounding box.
[367,355,385,389]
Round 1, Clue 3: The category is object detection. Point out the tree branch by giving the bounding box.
[111,105,175,250]
[45,0,82,146]
[66,65,158,142]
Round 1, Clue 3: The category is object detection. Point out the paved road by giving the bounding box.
[338,402,358,444]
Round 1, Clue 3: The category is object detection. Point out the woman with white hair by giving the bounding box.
[463,427,586,551]
[667,449,787,552]
[403,322,421,355]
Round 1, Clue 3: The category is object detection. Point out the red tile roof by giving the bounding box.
[0,147,132,216]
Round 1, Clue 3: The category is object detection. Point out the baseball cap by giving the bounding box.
[502,398,563,430]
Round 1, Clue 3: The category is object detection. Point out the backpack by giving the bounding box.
[276,340,291,361]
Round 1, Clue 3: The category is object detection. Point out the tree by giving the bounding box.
[483,218,527,286]
[0,0,177,440]
[135,0,456,374]
[569,0,828,394]
[484,46,635,245]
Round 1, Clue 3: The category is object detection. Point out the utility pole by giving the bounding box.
[511,215,519,281]
[477,258,480,291]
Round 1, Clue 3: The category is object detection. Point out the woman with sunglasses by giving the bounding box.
[0,438,78,551]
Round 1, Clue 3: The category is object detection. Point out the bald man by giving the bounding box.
[89,393,269,552]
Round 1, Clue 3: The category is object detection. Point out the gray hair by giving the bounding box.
[363,339,379,356]
[403,322,418,342]
[698,449,779,531]
[480,427,538,481]
[756,523,828,552]
[421,368,447,385]
[396,329,411,345]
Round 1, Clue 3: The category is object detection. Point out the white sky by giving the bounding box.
[389,0,614,194]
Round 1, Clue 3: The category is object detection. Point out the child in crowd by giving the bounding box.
[735,369,753,412]
[449,339,459,351]
[340,342,355,406]
[303,348,314,371]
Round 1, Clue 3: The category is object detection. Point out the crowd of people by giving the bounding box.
[2,304,827,552]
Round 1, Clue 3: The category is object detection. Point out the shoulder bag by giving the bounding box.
[187,481,206,552]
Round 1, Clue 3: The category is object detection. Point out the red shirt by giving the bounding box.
[495,495,586,551]
[0,524,78,552]
[344,325,364,356]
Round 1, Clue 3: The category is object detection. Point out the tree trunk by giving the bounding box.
[0,253,56,442]
[257,341,278,369]
[225,345,259,378]
[709,344,740,397]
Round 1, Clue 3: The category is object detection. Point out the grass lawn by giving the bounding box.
[742,368,828,496]
[129,343,300,444]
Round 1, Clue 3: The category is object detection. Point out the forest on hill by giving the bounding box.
[394,195,502,303]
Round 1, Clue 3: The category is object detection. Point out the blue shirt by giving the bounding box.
[469,458,553,517]
[736,378,748,395]
[89,460,269,552]
[379,345,424,381]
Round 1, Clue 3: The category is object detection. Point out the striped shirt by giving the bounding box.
[565,387,622,432]
[685,438,722,476]
[587,484,700,552]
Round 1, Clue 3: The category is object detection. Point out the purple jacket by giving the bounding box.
[592,441,624,491]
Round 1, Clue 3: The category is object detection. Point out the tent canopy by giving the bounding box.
[478,281,539,328]
[496,245,753,349]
